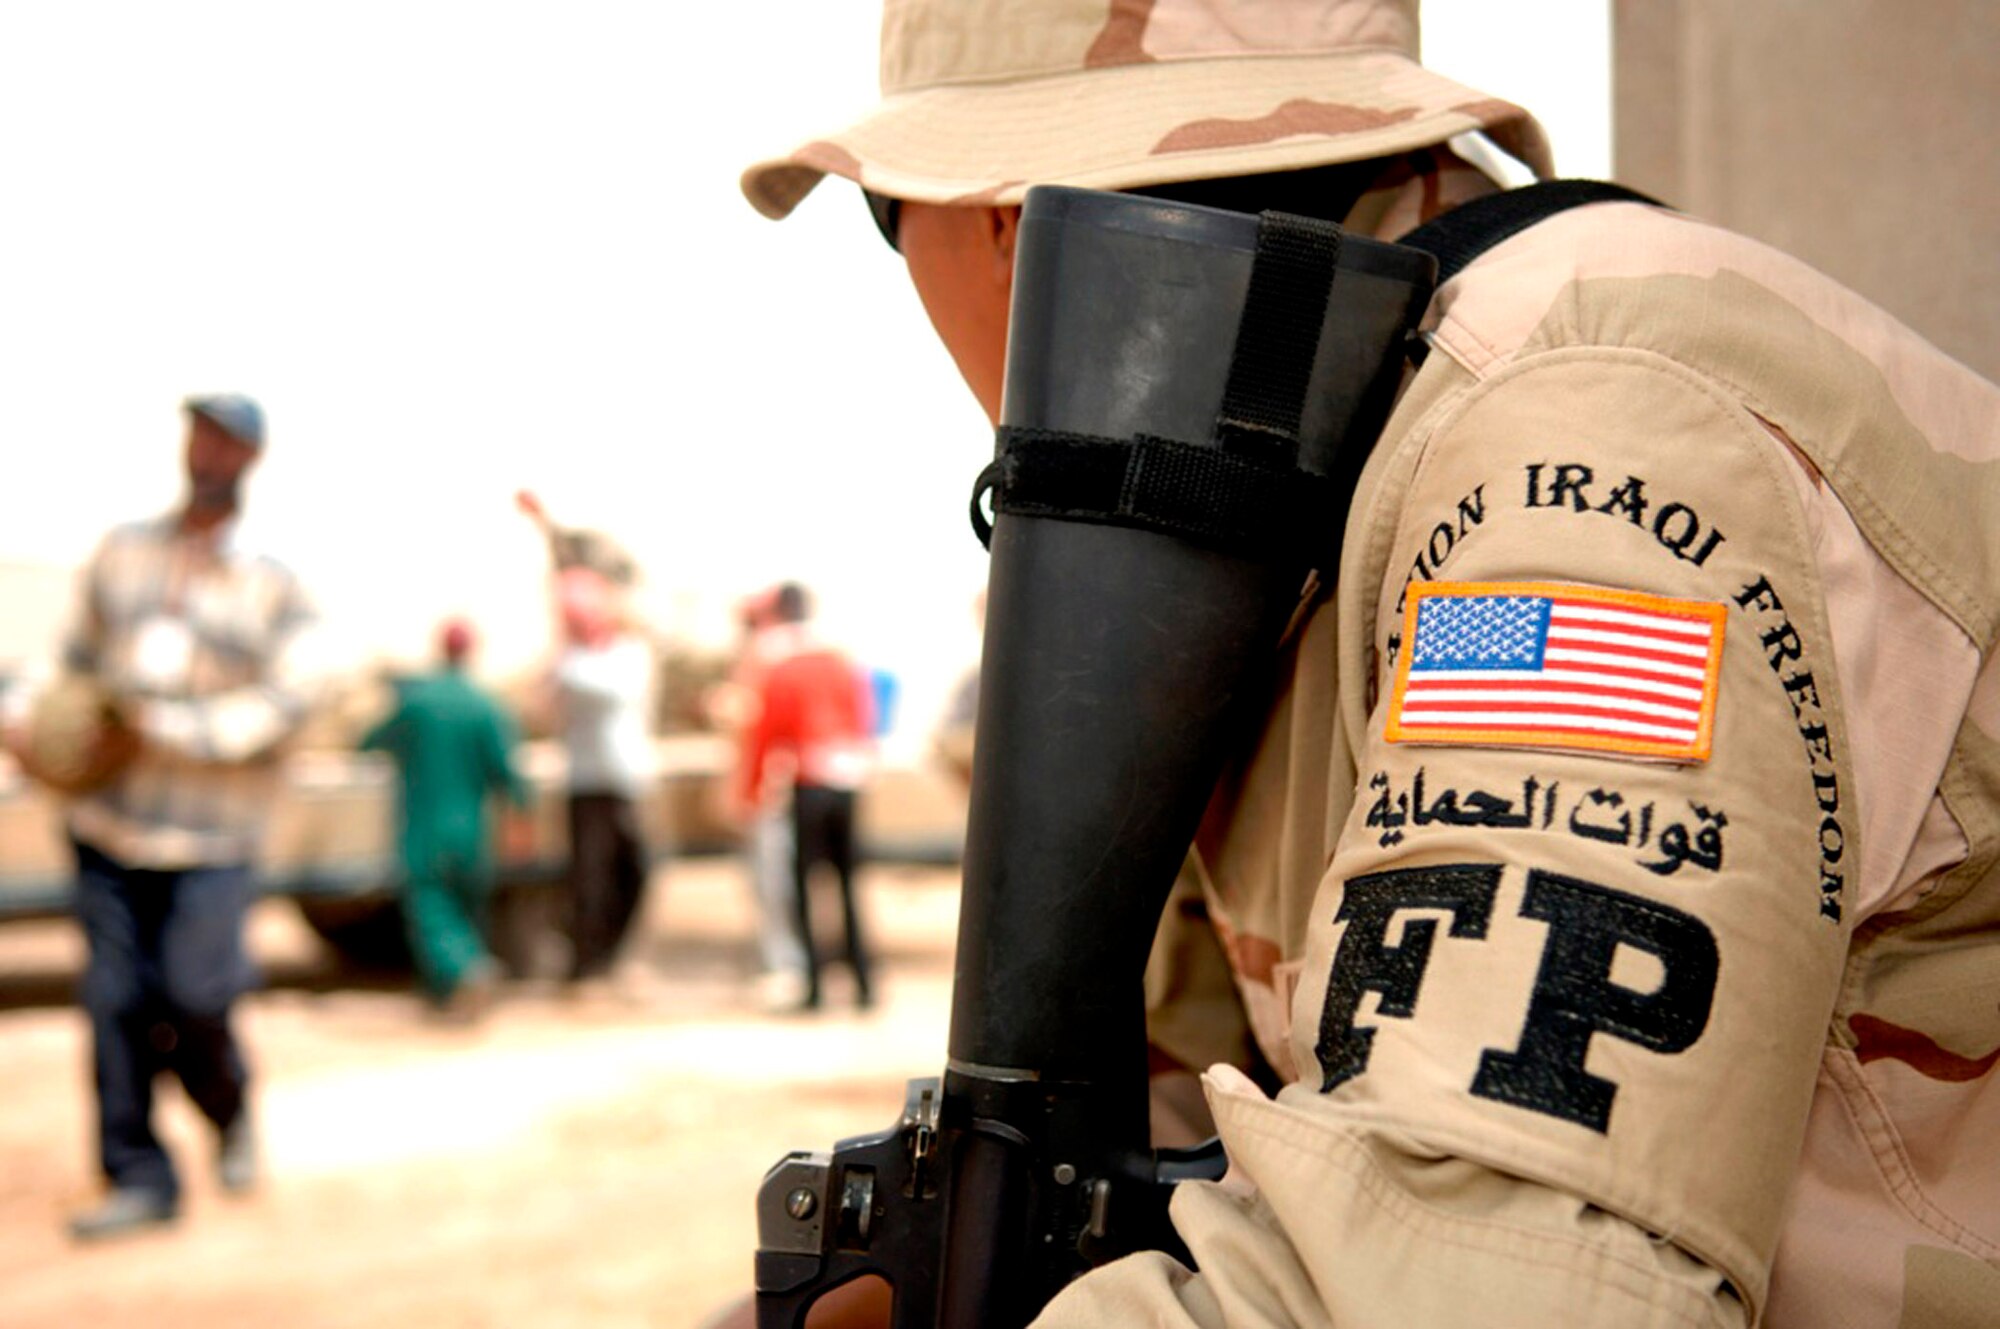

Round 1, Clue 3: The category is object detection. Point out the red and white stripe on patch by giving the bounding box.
[1385,581,1726,762]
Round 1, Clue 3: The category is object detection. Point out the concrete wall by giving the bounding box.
[1613,0,2000,382]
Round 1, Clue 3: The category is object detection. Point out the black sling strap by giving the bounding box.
[971,180,1665,558]
[1398,179,1661,287]
[1396,179,1663,368]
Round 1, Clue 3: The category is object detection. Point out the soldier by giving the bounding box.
[4,395,325,1239]
[739,1,2000,1324]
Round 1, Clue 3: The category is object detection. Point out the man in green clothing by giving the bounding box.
[360,620,530,1015]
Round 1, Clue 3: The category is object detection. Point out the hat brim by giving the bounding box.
[742,48,1551,220]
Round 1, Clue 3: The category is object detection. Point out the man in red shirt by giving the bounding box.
[736,583,875,1011]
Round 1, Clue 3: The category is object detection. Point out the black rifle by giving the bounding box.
[754,185,1435,1329]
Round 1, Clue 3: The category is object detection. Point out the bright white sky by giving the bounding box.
[0,1,1608,731]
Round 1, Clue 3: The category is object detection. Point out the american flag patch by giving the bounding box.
[1386,582,1726,762]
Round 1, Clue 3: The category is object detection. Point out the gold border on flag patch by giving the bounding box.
[1386,582,1726,762]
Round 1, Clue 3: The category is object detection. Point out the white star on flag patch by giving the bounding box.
[1386,582,1726,762]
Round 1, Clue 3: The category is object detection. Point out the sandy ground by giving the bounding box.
[0,858,961,1329]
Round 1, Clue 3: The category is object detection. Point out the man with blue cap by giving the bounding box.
[6,394,326,1239]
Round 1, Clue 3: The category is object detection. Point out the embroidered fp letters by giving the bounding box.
[1316,863,1720,1133]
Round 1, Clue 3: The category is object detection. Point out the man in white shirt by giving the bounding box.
[551,566,654,982]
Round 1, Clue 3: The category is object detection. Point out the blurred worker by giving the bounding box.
[517,488,638,586]
[3,395,322,1240]
[736,583,875,1011]
[550,566,654,983]
[713,587,811,1007]
[360,619,530,1016]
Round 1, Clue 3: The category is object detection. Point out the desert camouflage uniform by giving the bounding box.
[1046,192,2000,1329]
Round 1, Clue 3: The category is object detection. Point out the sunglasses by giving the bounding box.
[862,188,902,253]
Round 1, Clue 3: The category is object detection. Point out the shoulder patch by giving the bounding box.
[1385,582,1725,763]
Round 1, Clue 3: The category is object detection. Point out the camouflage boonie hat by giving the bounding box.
[741,0,1553,219]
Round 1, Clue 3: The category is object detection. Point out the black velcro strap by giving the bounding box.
[970,212,1350,562]
[1397,179,1663,287]
[973,426,1335,559]
[1214,211,1343,458]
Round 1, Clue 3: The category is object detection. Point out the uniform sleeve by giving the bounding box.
[139,572,332,764]
[1037,349,1856,1328]
[1144,860,1262,1082]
